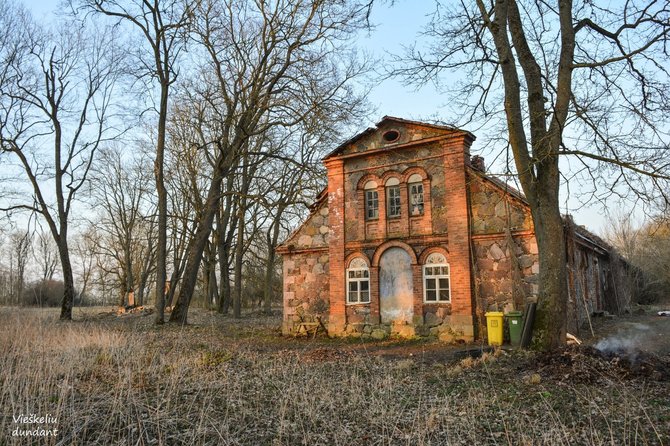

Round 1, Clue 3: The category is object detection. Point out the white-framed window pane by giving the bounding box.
[346,259,370,305]
[366,190,379,219]
[409,183,424,215]
[387,185,401,217]
[424,258,451,303]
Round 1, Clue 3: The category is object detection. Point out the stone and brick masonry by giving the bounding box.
[278,116,622,341]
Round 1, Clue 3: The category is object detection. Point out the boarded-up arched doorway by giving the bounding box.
[379,247,413,324]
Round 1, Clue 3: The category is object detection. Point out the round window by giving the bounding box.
[382,130,400,143]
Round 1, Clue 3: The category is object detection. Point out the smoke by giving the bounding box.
[594,323,652,362]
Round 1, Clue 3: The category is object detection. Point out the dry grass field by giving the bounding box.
[1,306,669,445]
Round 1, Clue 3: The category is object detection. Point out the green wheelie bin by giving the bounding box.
[505,311,524,346]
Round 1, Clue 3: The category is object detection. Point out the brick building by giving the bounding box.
[277,117,628,341]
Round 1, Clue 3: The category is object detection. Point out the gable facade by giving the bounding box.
[278,117,625,341]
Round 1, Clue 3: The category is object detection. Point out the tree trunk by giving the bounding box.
[58,241,75,320]
[233,202,246,318]
[154,83,169,325]
[232,161,253,318]
[118,274,127,307]
[217,175,237,314]
[219,263,231,314]
[170,154,228,324]
[263,208,284,314]
[528,193,568,349]
[263,239,276,314]
[208,258,218,308]
[124,243,134,307]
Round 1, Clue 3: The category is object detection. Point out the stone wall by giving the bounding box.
[468,174,539,338]
[282,251,329,334]
[473,236,539,307]
[281,202,330,251]
[279,202,330,334]
[469,173,531,234]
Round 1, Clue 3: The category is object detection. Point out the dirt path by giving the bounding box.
[585,304,670,355]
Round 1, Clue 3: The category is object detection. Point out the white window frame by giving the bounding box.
[387,185,401,218]
[423,253,451,303]
[409,182,424,216]
[346,258,370,305]
[365,189,379,219]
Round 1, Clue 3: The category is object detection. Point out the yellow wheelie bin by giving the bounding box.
[485,312,504,346]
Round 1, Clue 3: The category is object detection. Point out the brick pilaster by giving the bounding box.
[399,183,410,236]
[443,136,475,337]
[378,186,387,239]
[325,158,346,335]
[369,266,380,324]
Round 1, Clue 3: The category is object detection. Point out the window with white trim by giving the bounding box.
[409,182,424,216]
[387,186,400,217]
[364,180,378,220]
[423,253,450,302]
[366,190,379,219]
[347,257,370,304]
[385,177,401,218]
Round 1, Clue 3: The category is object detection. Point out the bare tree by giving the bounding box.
[167,0,370,323]
[255,124,328,314]
[0,6,122,319]
[606,211,670,303]
[10,230,31,305]
[87,146,157,307]
[71,0,197,324]
[392,0,670,349]
[34,229,59,281]
[71,228,97,304]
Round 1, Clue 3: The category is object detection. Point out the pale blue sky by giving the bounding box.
[19,0,633,234]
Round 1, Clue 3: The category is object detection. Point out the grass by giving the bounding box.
[1,306,668,445]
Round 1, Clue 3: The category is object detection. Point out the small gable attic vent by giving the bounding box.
[382,129,400,143]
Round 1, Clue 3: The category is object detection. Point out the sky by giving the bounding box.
[18,0,640,235]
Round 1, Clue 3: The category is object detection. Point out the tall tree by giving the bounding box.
[10,230,31,305]
[0,5,121,319]
[72,0,196,324]
[256,124,327,314]
[393,0,670,349]
[168,0,370,323]
[87,146,157,307]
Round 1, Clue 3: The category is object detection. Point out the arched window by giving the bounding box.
[423,253,450,302]
[408,173,424,216]
[364,180,378,220]
[346,257,370,304]
[386,177,401,218]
